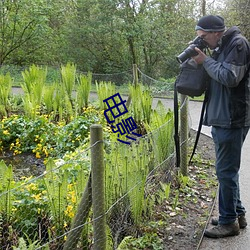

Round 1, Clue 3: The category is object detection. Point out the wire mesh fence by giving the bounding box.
[0,65,190,249]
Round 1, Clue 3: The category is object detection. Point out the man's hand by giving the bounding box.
[192,47,207,64]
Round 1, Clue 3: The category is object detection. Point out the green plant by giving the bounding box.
[43,159,68,218]
[117,233,163,250]
[21,65,47,118]
[0,109,101,158]
[13,233,49,250]
[129,83,152,124]
[96,81,116,110]
[172,190,180,210]
[105,136,153,235]
[60,62,76,102]
[0,73,12,117]
[12,177,49,241]
[178,173,191,189]
[145,100,174,164]
[76,72,92,111]
[157,182,171,203]
[43,84,56,114]
[0,161,15,222]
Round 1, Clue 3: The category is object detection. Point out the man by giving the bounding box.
[192,15,250,238]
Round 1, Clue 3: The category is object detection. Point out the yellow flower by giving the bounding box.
[71,195,76,204]
[43,147,49,157]
[26,183,37,191]
[36,152,41,159]
[3,130,9,135]
[14,149,22,155]
[12,207,17,212]
[32,193,42,201]
[65,205,74,218]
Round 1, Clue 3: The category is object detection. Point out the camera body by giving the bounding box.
[176,36,208,64]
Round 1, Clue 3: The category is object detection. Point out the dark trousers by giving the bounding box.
[211,126,249,225]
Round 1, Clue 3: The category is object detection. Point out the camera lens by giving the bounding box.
[176,45,198,63]
[176,36,208,63]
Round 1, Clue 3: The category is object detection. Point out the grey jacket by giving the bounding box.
[203,26,250,128]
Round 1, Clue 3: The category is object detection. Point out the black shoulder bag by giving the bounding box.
[175,58,208,97]
[174,58,210,168]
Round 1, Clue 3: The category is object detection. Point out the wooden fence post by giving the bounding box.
[126,64,138,108]
[133,63,138,86]
[91,124,106,250]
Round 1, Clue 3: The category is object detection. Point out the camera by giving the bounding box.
[176,36,208,64]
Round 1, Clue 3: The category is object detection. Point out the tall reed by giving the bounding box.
[0,161,14,222]
[105,136,152,226]
[0,73,12,116]
[145,100,174,164]
[96,81,116,110]
[76,72,92,112]
[43,159,68,233]
[21,65,47,118]
[43,84,56,114]
[129,83,152,124]
[52,82,73,122]
[60,63,76,103]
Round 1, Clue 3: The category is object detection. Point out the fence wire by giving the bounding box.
[0,67,191,249]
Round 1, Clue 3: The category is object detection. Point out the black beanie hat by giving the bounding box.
[195,15,225,32]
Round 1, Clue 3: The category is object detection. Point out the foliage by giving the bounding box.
[129,83,153,125]
[21,65,47,118]
[12,176,49,241]
[61,63,76,101]
[0,0,234,78]
[220,0,250,39]
[0,73,12,117]
[0,148,91,248]
[117,233,163,250]
[0,109,100,158]
[13,235,46,250]
[43,85,56,113]
[76,72,92,110]
[0,0,52,65]
[145,100,175,164]
[96,81,116,110]
[0,161,15,222]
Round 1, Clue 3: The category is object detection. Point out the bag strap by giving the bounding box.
[189,91,208,164]
[174,80,180,168]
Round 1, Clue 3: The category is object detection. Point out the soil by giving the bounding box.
[0,152,45,180]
